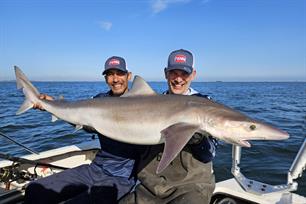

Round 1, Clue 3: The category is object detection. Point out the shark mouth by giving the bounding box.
[239,140,251,147]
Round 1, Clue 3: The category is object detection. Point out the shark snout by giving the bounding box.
[278,130,290,140]
[264,126,290,140]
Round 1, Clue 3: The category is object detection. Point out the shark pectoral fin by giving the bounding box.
[16,99,33,115]
[157,123,200,174]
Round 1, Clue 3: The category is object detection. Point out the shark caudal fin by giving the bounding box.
[14,66,40,115]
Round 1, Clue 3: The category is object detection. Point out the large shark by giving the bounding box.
[14,66,289,173]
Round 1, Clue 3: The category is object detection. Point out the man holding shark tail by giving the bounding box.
[121,49,217,204]
[25,56,144,204]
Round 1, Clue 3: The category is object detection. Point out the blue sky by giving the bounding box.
[0,0,305,81]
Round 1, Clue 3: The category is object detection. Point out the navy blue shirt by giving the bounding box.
[91,91,144,178]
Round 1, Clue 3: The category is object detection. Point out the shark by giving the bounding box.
[14,66,289,173]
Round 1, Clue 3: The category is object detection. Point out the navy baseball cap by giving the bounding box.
[102,56,128,75]
[164,49,194,74]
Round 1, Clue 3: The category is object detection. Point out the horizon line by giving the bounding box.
[1,80,306,83]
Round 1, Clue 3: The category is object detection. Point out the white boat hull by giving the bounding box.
[1,140,305,204]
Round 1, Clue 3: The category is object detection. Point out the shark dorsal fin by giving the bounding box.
[122,75,157,97]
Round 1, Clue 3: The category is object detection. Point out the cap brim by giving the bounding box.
[102,68,128,75]
[164,66,193,74]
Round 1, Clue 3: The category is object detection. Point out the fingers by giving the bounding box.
[39,94,54,101]
[33,102,43,110]
[33,94,54,110]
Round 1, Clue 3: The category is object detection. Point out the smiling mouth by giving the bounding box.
[172,83,184,88]
[112,84,122,88]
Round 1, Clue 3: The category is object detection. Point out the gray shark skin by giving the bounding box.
[14,66,289,173]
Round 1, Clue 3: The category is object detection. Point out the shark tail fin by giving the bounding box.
[14,66,41,115]
[17,100,33,115]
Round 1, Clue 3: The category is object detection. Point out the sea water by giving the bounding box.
[0,81,305,196]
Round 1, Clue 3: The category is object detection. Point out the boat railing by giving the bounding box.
[231,138,306,195]
[288,138,306,185]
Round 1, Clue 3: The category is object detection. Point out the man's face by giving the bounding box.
[104,69,132,96]
[165,69,196,95]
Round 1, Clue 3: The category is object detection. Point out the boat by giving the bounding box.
[0,138,305,204]
[211,139,306,204]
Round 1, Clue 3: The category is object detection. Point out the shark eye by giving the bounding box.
[249,124,256,131]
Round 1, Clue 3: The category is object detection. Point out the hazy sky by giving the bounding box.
[0,0,305,81]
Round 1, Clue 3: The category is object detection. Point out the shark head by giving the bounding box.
[203,107,290,147]
[220,119,290,147]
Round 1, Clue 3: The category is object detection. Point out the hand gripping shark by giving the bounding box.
[14,66,289,173]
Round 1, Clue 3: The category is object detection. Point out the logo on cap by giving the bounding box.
[109,59,120,66]
[174,55,186,63]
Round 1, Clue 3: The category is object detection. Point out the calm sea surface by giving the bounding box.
[0,81,305,196]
